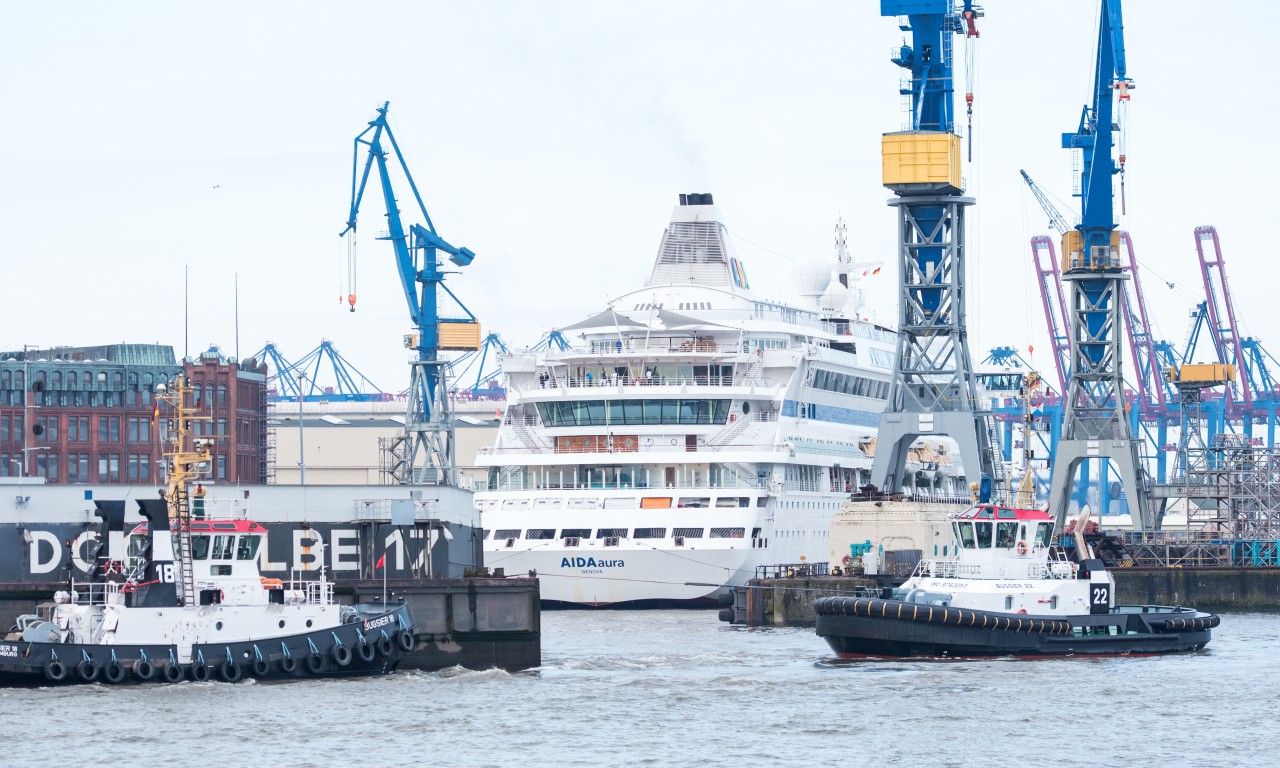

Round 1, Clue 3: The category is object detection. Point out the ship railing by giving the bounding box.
[522,374,776,390]
[282,578,334,606]
[70,580,124,606]
[911,560,985,579]
[755,562,830,579]
[482,477,769,492]
[186,498,250,521]
[479,440,793,456]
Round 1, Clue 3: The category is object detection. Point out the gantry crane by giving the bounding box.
[870,0,1003,501]
[1044,0,1156,529]
[341,102,481,485]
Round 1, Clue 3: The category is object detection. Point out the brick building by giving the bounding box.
[0,343,267,485]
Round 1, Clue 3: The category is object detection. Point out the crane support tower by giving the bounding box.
[871,0,1002,500]
[1044,0,1154,529]
[341,102,480,485]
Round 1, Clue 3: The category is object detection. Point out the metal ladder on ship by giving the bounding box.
[173,484,197,606]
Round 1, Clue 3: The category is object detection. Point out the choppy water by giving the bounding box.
[2,611,1275,767]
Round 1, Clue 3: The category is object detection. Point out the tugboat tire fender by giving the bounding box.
[280,655,298,674]
[162,663,184,683]
[396,630,416,653]
[332,644,353,667]
[305,653,325,674]
[133,659,155,681]
[103,660,126,684]
[189,664,211,683]
[252,658,271,677]
[76,659,99,683]
[356,641,376,663]
[219,661,242,683]
[44,659,67,683]
[376,634,394,658]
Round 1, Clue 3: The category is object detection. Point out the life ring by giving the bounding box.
[76,659,100,682]
[252,658,271,677]
[841,554,853,566]
[218,660,242,683]
[133,658,156,681]
[376,634,395,658]
[103,660,126,684]
[162,663,184,683]
[189,664,211,682]
[305,653,325,674]
[1016,541,1028,556]
[396,630,416,653]
[280,655,298,674]
[356,641,376,663]
[331,644,353,667]
[43,659,67,683]
[1017,608,1028,615]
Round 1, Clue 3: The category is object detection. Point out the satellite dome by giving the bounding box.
[792,258,833,299]
[820,280,849,314]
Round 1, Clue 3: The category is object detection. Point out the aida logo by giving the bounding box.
[730,257,749,289]
[560,557,624,568]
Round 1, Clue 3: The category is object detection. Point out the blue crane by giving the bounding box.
[341,102,480,484]
[1044,0,1155,529]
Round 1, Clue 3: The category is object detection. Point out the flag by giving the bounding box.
[375,552,386,569]
[872,267,881,275]
[861,269,868,277]
[151,399,160,424]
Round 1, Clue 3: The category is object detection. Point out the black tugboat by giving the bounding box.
[815,506,1219,658]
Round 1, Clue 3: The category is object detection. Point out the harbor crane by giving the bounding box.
[870,0,1003,501]
[1043,0,1156,530]
[341,102,481,485]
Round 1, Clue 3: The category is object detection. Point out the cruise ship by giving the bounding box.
[475,194,966,605]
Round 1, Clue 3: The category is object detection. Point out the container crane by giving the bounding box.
[1043,0,1156,529]
[871,0,1002,501]
[341,102,481,485]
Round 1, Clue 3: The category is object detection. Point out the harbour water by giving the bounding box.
[2,610,1274,767]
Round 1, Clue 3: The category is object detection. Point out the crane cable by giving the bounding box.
[346,231,358,313]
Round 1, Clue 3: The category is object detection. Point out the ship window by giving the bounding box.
[996,522,1017,549]
[560,528,591,539]
[211,565,232,576]
[709,527,745,538]
[596,528,628,539]
[640,497,672,509]
[211,535,236,559]
[127,534,147,559]
[236,535,260,561]
[975,522,993,548]
[191,535,210,560]
[1005,595,1014,610]
[997,508,1017,519]
[633,528,667,539]
[673,527,704,539]
[1035,522,1054,548]
[678,497,709,508]
[525,529,556,540]
[493,529,521,540]
[715,497,748,508]
[957,522,976,549]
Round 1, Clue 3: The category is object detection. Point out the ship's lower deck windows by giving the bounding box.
[709,527,746,538]
[525,529,556,540]
[596,528,628,538]
[673,527,705,539]
[633,528,667,539]
[560,528,591,539]
[493,529,521,540]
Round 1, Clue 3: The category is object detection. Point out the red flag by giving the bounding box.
[151,399,160,424]
[375,553,386,569]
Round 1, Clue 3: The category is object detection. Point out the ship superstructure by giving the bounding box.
[476,194,966,605]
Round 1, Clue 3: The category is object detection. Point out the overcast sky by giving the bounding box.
[1,1,1272,395]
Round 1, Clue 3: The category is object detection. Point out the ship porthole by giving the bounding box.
[279,620,286,629]
[215,621,223,631]
[742,401,750,414]
[306,619,314,628]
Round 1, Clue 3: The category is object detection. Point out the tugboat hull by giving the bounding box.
[814,597,1217,658]
[0,604,414,686]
